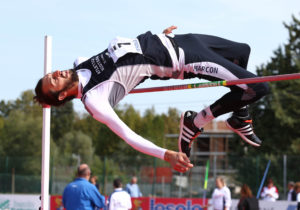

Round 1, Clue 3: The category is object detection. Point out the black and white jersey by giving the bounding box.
[74,31,268,160]
[75,31,181,107]
[74,31,181,160]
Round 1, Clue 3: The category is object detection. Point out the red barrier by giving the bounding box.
[150,198,207,210]
[140,166,173,183]
[50,195,208,210]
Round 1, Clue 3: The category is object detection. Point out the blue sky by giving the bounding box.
[1,0,299,118]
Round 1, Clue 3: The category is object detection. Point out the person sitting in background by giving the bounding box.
[238,184,259,210]
[125,176,142,198]
[107,178,132,210]
[287,181,297,201]
[260,178,279,202]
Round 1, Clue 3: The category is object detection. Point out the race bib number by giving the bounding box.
[108,37,143,63]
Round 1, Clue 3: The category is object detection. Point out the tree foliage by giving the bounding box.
[248,15,300,156]
[0,91,43,175]
[229,15,300,194]
[51,102,75,142]
[0,90,180,180]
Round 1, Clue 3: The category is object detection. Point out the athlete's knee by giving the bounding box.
[234,43,251,68]
[242,43,251,55]
[240,43,251,61]
[253,82,270,99]
[241,82,269,102]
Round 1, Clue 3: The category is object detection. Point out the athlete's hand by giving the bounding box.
[164,150,193,173]
[162,25,177,35]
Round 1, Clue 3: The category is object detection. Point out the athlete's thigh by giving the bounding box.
[178,41,257,90]
[194,34,249,55]
[175,34,250,68]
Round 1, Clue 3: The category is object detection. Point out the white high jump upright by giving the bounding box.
[41,35,52,210]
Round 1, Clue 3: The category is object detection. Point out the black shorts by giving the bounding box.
[173,34,269,116]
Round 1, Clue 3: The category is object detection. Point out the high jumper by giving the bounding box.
[34,26,268,173]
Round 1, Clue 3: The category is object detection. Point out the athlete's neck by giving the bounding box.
[66,81,79,98]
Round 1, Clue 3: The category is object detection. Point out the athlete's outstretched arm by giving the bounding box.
[84,88,193,172]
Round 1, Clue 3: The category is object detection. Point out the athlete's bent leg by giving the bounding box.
[174,33,269,152]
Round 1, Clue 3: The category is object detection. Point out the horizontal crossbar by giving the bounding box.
[129,73,300,94]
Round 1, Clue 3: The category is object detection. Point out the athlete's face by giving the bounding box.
[42,70,77,96]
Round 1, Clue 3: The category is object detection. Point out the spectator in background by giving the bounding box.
[287,181,297,201]
[210,176,232,210]
[90,175,100,191]
[126,176,142,198]
[295,182,300,210]
[238,184,259,210]
[107,178,132,210]
[62,164,105,210]
[260,178,279,202]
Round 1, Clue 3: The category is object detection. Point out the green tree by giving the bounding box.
[119,104,143,133]
[230,15,300,194]
[0,90,42,118]
[73,110,121,157]
[249,15,300,155]
[131,107,165,154]
[57,131,94,165]
[0,116,4,156]
[163,108,180,150]
[0,91,44,175]
[73,113,100,144]
[51,102,75,142]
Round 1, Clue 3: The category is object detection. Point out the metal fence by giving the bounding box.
[0,155,299,199]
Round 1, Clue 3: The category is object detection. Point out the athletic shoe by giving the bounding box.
[178,111,203,157]
[226,115,261,146]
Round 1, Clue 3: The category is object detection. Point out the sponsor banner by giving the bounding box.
[230,199,297,210]
[50,195,64,210]
[150,198,207,210]
[131,197,150,209]
[50,196,298,210]
[50,195,208,210]
[0,194,40,210]
[2,194,297,210]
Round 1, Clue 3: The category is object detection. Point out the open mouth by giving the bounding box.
[60,71,68,78]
